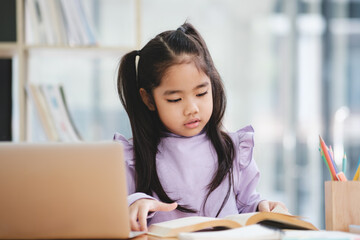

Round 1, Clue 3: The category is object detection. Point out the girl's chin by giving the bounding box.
[173,128,204,137]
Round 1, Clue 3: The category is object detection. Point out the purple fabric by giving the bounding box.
[114,125,264,225]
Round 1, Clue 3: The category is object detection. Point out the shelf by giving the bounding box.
[25,45,134,58]
[0,42,18,58]
[25,45,134,50]
[25,45,135,53]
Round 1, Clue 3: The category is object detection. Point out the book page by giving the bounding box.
[148,216,243,238]
[151,216,217,229]
[224,213,257,226]
[179,224,282,240]
[271,205,291,215]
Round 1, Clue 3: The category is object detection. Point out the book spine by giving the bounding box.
[40,84,81,142]
[26,84,59,141]
[37,0,56,45]
[59,85,82,141]
[73,0,97,45]
[55,0,70,45]
[25,0,40,44]
[48,0,68,45]
[59,0,82,45]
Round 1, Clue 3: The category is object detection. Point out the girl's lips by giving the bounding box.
[184,119,200,129]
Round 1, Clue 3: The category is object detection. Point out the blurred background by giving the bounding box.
[2,0,360,229]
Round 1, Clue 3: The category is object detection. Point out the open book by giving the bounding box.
[148,211,318,238]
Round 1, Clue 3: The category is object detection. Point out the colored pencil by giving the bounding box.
[328,146,339,174]
[342,153,347,175]
[354,166,360,181]
[319,136,338,181]
[354,155,360,181]
[319,147,333,180]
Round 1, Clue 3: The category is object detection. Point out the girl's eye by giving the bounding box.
[197,91,208,97]
[167,98,181,103]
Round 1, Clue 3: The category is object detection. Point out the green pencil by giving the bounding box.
[319,146,333,180]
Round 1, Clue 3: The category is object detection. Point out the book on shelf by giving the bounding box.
[148,210,318,238]
[25,0,40,44]
[26,84,59,141]
[44,0,67,45]
[25,0,96,46]
[57,85,83,141]
[60,0,96,46]
[26,83,81,142]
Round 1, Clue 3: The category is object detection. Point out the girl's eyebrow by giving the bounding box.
[163,89,181,96]
[163,82,209,96]
[194,82,209,90]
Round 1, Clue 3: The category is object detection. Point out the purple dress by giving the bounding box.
[114,125,263,225]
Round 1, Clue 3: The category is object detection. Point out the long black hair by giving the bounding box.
[117,22,235,217]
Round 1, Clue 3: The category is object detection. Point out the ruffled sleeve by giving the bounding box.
[113,133,136,195]
[231,125,264,213]
[113,133,156,207]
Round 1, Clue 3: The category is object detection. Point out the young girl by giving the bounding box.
[114,22,287,232]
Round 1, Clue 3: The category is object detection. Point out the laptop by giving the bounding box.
[0,141,141,239]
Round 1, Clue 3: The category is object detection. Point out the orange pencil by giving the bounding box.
[319,136,338,181]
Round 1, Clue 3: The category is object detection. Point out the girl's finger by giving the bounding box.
[151,201,178,212]
[137,205,149,232]
[258,201,270,212]
[130,218,140,231]
[129,208,140,231]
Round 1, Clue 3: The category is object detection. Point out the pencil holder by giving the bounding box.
[325,181,360,232]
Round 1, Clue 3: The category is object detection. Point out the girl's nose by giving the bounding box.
[184,100,199,116]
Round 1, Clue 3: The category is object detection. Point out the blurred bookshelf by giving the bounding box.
[0,0,140,142]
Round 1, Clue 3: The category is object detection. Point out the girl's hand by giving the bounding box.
[129,199,178,231]
[257,200,289,214]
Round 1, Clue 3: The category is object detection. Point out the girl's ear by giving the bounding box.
[139,88,156,111]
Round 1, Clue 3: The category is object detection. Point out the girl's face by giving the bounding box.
[152,61,213,137]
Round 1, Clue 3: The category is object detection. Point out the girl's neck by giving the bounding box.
[162,128,206,138]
